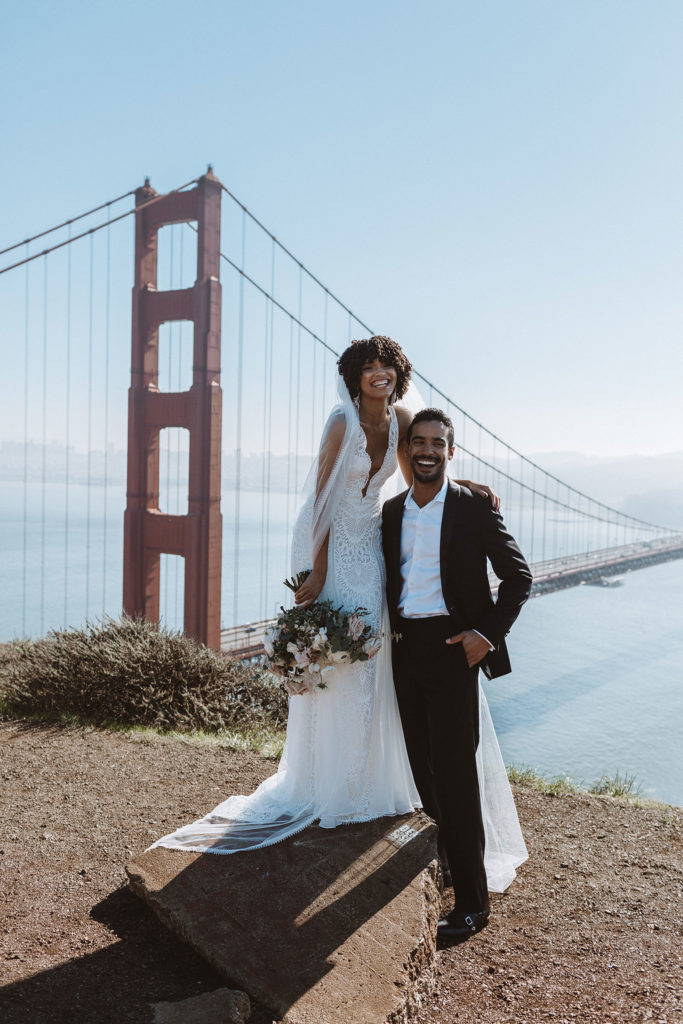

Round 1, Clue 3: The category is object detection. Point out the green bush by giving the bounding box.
[0,616,288,733]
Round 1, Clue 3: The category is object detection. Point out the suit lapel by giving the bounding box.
[440,480,463,593]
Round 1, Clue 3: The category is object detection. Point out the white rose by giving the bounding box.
[311,628,328,650]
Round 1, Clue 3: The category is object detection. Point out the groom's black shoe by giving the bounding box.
[437,909,490,941]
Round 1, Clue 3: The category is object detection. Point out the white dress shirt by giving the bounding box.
[398,478,493,649]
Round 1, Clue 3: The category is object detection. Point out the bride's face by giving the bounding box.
[358,359,398,401]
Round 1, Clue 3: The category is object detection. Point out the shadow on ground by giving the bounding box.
[0,885,273,1024]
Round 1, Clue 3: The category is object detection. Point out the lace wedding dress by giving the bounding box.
[148,388,528,893]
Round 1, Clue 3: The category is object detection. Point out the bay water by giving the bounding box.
[2,480,681,806]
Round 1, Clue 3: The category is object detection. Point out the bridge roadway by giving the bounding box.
[220,536,683,661]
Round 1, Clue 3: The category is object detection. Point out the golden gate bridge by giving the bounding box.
[1,167,681,654]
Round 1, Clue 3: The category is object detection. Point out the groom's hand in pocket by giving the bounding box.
[446,630,492,667]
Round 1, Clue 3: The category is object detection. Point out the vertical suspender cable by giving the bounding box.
[102,207,111,614]
[294,265,303,494]
[518,459,525,555]
[323,290,330,415]
[22,246,30,636]
[85,231,94,618]
[285,317,294,580]
[258,292,269,618]
[311,322,317,453]
[541,474,548,563]
[232,209,246,627]
[529,464,536,564]
[64,229,72,624]
[40,255,48,635]
[491,435,497,511]
[263,242,275,618]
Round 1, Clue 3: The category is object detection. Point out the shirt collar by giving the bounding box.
[406,476,449,510]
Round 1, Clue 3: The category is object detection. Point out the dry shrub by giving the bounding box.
[0,616,287,733]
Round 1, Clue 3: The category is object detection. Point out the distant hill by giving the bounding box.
[2,441,681,530]
[528,451,683,530]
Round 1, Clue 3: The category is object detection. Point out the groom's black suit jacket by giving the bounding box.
[381,481,533,680]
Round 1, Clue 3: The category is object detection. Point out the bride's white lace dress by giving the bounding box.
[148,399,528,892]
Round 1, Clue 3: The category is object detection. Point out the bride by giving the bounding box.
[148,336,527,893]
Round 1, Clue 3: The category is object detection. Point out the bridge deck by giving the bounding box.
[220,538,683,660]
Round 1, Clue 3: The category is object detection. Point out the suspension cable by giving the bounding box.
[0,177,199,275]
[217,184,669,533]
[219,183,375,338]
[0,188,135,258]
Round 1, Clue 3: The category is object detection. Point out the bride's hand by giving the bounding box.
[294,567,326,607]
[456,480,501,511]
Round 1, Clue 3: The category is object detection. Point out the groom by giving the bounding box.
[381,408,532,940]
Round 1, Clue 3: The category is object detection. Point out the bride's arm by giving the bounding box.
[454,479,500,510]
[294,411,346,607]
[454,481,501,509]
[395,406,414,486]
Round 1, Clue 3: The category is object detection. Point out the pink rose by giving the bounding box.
[347,614,365,641]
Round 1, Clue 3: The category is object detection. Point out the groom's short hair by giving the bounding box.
[407,408,455,447]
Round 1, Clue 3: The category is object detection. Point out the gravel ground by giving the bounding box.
[0,721,680,1024]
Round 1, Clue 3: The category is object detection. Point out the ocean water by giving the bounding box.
[484,557,683,806]
[2,481,681,806]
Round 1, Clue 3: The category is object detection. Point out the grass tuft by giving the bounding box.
[507,764,581,795]
[507,763,657,804]
[0,615,288,735]
[589,771,641,798]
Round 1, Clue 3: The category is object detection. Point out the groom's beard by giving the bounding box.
[410,456,445,483]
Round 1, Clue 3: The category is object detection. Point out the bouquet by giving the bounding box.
[262,571,383,695]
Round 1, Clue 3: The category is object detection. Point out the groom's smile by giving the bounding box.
[412,455,441,480]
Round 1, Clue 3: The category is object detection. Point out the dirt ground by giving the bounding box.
[0,720,680,1024]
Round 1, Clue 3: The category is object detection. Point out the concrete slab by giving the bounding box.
[127,811,440,1024]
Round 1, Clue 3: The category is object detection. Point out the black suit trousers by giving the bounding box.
[392,615,489,913]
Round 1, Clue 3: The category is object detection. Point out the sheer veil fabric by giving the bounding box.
[147,377,528,893]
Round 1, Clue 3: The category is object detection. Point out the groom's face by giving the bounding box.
[408,421,455,483]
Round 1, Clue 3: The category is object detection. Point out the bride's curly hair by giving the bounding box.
[337,336,412,401]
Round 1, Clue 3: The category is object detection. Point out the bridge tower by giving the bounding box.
[123,170,223,649]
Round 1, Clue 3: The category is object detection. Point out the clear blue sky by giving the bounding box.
[2,0,681,456]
